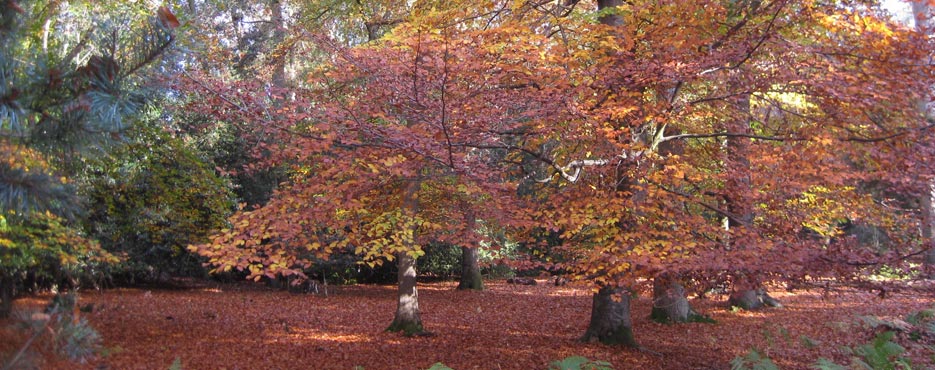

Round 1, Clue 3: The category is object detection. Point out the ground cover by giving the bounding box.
[2,280,933,369]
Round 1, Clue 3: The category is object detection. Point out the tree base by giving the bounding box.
[650,307,717,324]
[581,325,637,347]
[386,319,426,337]
[729,289,782,310]
[582,287,637,347]
[457,272,484,291]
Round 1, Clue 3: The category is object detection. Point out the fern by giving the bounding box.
[425,363,454,370]
[730,349,779,370]
[851,332,910,370]
[549,356,614,370]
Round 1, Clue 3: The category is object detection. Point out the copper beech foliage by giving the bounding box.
[185,0,935,290]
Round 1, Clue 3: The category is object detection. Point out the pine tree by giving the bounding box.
[0,0,177,219]
[0,0,178,318]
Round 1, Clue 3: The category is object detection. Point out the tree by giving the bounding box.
[82,125,234,282]
[0,144,115,318]
[190,19,565,334]
[0,0,177,314]
[910,0,935,278]
[523,0,934,343]
[189,0,934,346]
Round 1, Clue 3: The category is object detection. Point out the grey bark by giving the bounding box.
[387,251,424,335]
[728,288,782,310]
[269,0,287,88]
[922,164,935,279]
[581,287,636,346]
[387,180,426,335]
[457,207,483,291]
[457,246,484,290]
[651,273,707,323]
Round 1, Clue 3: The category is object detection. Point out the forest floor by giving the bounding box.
[1,279,934,370]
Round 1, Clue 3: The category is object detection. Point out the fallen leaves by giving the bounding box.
[1,280,933,369]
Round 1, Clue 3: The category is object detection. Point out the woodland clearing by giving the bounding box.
[2,279,933,370]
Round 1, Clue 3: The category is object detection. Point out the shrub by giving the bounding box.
[2,293,102,369]
[82,125,235,283]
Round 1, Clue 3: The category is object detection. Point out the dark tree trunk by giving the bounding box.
[917,3,935,279]
[0,274,14,319]
[457,246,484,290]
[456,203,483,290]
[651,273,707,323]
[922,184,935,279]
[597,0,625,27]
[925,247,935,279]
[387,252,424,335]
[581,287,636,346]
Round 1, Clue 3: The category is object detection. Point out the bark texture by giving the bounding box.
[457,206,484,290]
[923,181,935,278]
[728,288,782,310]
[387,251,424,335]
[581,287,637,346]
[387,180,425,335]
[268,0,287,87]
[457,246,484,290]
[651,274,709,323]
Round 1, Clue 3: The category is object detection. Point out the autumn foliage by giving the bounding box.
[172,0,935,345]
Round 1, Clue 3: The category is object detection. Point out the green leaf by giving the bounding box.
[730,349,778,370]
[549,356,613,370]
[168,357,183,370]
[425,363,453,370]
[812,358,847,370]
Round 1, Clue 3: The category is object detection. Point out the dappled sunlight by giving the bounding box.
[8,280,933,369]
[268,328,373,344]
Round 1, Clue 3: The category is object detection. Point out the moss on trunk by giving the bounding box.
[386,319,425,336]
[457,247,484,291]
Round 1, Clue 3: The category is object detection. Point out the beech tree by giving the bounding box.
[189,19,566,334]
[911,0,935,278]
[521,0,935,344]
[189,0,934,345]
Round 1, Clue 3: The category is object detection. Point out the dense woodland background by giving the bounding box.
[2,0,935,368]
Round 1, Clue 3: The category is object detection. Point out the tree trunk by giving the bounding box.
[269,0,287,88]
[728,287,782,310]
[457,246,484,290]
[581,287,636,346]
[913,2,935,279]
[0,274,14,319]
[597,0,625,27]
[922,184,935,278]
[387,251,425,335]
[651,273,708,323]
[387,180,426,336]
[457,205,483,290]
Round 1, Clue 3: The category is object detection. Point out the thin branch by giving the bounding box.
[660,132,806,143]
[647,179,752,228]
[440,34,455,167]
